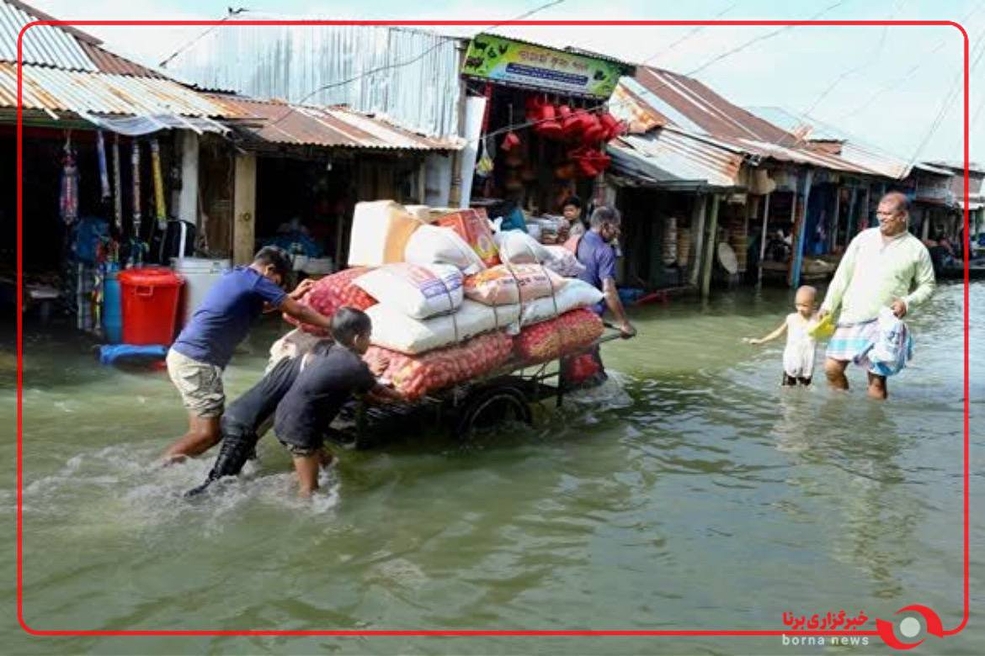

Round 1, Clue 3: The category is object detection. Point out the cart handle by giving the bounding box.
[602,321,636,340]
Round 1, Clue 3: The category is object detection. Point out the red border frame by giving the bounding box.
[15,18,971,646]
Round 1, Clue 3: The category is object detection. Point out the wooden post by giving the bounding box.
[232,152,256,266]
[844,186,858,249]
[177,131,199,226]
[447,43,468,208]
[829,185,841,251]
[689,194,708,287]
[757,192,772,284]
[860,185,871,235]
[789,168,814,288]
[700,194,721,299]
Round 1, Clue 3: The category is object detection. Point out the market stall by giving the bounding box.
[460,34,634,245]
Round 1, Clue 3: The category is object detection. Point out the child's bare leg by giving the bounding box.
[292,454,321,497]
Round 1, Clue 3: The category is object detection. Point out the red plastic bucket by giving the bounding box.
[118,267,185,345]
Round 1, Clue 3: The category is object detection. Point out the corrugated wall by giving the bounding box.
[167,22,461,139]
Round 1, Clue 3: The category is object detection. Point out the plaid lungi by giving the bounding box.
[826,319,879,367]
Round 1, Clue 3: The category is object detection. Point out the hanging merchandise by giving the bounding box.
[112,135,122,232]
[96,130,111,200]
[150,138,167,229]
[59,133,79,225]
[475,136,494,178]
[131,141,142,241]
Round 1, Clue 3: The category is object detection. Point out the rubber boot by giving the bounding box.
[184,429,259,499]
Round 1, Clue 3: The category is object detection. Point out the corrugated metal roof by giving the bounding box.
[633,67,794,143]
[79,41,166,78]
[685,131,880,176]
[615,72,890,178]
[926,160,985,176]
[214,94,463,151]
[165,20,461,139]
[609,81,669,134]
[0,62,246,118]
[743,106,916,179]
[607,129,745,190]
[744,106,843,142]
[0,0,97,71]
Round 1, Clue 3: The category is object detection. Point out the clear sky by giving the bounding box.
[29,0,984,165]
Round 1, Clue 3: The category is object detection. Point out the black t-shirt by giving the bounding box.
[274,345,377,448]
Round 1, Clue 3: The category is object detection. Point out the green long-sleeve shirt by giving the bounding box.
[820,228,936,324]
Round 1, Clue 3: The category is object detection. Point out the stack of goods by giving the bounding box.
[283,200,607,401]
[662,216,678,266]
[677,226,692,269]
[728,214,749,273]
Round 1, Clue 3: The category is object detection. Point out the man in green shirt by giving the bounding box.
[818,192,936,399]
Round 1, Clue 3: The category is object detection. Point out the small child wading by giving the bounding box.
[744,286,820,387]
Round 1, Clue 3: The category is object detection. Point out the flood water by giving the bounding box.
[1,281,981,655]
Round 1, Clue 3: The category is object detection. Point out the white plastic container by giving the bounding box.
[171,257,232,327]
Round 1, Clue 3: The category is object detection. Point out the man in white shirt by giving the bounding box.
[818,192,935,399]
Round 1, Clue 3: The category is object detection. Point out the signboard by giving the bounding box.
[461,34,628,99]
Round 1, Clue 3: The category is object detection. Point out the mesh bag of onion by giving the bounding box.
[283,267,378,336]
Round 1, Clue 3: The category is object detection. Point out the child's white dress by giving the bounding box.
[783,313,817,379]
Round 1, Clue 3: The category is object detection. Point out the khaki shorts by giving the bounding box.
[166,349,225,418]
[279,440,323,458]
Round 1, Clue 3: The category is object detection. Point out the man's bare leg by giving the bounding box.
[162,415,221,461]
[867,373,888,400]
[824,358,850,391]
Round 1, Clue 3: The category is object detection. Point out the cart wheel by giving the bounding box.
[455,386,532,440]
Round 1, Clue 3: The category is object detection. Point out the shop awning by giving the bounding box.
[213,94,464,152]
[0,61,245,129]
[78,112,228,136]
[607,130,745,190]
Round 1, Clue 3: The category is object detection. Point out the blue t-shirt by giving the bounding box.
[172,267,288,367]
[576,230,617,316]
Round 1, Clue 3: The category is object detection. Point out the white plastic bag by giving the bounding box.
[519,279,604,326]
[354,263,463,319]
[366,300,521,354]
[543,245,587,277]
[494,230,553,265]
[267,328,326,373]
[405,225,486,275]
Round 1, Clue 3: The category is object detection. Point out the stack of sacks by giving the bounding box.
[354,220,520,399]
[280,200,607,401]
[462,258,606,364]
[283,267,378,336]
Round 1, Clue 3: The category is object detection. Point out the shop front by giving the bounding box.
[459,34,634,243]
[2,118,225,332]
